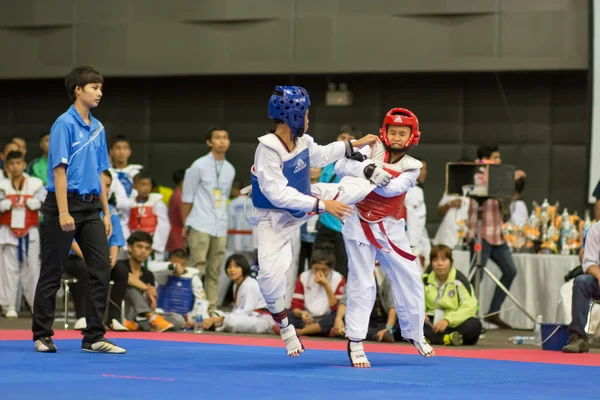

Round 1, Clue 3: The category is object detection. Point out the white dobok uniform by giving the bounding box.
[247,133,374,310]
[335,143,425,342]
[0,176,45,308]
[221,277,274,334]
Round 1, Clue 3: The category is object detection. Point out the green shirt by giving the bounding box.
[27,156,48,186]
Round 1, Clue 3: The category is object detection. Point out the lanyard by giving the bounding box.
[12,177,25,205]
[215,160,224,188]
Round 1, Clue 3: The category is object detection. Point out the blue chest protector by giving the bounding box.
[157,276,195,316]
[118,171,133,197]
[251,147,311,218]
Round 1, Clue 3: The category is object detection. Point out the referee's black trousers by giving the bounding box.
[32,192,111,343]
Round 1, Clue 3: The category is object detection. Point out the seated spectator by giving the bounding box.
[210,254,273,334]
[422,244,481,346]
[129,171,170,262]
[334,265,398,342]
[65,172,129,330]
[286,246,345,337]
[149,248,210,329]
[122,231,178,332]
[563,221,600,353]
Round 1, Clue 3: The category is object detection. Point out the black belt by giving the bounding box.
[67,192,99,203]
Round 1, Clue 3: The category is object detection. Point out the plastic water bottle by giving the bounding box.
[193,300,204,334]
[533,315,543,346]
[508,336,536,345]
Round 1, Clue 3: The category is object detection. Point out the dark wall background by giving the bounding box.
[0,71,590,235]
[0,0,588,78]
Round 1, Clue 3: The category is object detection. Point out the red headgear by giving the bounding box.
[379,108,421,152]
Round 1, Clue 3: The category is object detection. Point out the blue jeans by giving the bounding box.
[569,274,600,339]
[470,240,517,314]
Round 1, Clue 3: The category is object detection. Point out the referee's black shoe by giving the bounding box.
[34,337,57,353]
[82,338,126,354]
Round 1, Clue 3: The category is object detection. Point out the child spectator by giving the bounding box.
[422,244,482,346]
[287,246,345,336]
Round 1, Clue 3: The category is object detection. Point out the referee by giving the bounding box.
[32,66,126,354]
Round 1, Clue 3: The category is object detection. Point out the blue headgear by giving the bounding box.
[268,86,311,136]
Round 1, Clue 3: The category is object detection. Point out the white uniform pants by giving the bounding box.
[0,240,41,309]
[343,216,425,342]
[222,312,273,334]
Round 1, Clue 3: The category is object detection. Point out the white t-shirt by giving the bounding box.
[510,199,528,226]
[433,192,470,248]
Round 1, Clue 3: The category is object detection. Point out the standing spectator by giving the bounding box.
[166,169,186,254]
[27,133,50,186]
[10,136,27,160]
[510,177,528,226]
[182,125,235,314]
[0,142,19,179]
[313,125,359,278]
[405,157,431,270]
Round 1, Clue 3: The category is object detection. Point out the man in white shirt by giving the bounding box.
[182,125,235,314]
[509,177,528,226]
[563,221,600,353]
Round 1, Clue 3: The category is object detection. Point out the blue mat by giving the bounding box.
[0,339,596,400]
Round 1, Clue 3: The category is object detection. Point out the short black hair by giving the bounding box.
[65,66,104,102]
[40,132,50,140]
[127,230,153,246]
[10,135,25,142]
[515,177,526,194]
[477,145,499,160]
[2,141,15,153]
[205,124,227,142]
[110,134,130,148]
[102,170,112,180]
[310,244,336,268]
[133,170,152,183]
[5,151,24,162]
[224,254,251,277]
[169,248,188,260]
[172,169,186,186]
[339,125,361,137]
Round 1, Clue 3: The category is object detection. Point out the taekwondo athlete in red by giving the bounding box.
[335,108,435,367]
[249,86,380,357]
[0,151,45,317]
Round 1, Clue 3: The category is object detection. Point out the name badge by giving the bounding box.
[11,207,26,229]
[213,189,223,208]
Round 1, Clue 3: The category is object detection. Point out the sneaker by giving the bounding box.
[74,317,87,330]
[150,315,175,332]
[123,320,138,331]
[107,319,129,332]
[562,334,590,353]
[443,331,463,346]
[35,337,57,353]
[82,338,126,354]
[5,306,17,318]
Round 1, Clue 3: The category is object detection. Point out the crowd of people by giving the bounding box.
[0,66,598,362]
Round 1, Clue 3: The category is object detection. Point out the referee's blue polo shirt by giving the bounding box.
[46,105,111,196]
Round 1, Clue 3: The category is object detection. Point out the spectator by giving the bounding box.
[166,169,186,253]
[151,178,173,207]
[26,132,50,185]
[182,124,235,314]
[211,254,273,334]
[334,265,398,343]
[0,151,45,318]
[121,231,177,332]
[10,136,27,159]
[109,135,143,197]
[313,125,360,278]
[286,247,345,337]
[64,170,129,331]
[405,156,431,270]
[423,244,481,346]
[563,221,600,353]
[129,171,170,262]
[510,177,528,226]
[0,141,19,179]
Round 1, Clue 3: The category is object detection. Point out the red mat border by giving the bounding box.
[3,329,599,367]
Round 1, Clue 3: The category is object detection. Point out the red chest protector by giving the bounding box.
[0,194,40,238]
[356,168,407,222]
[354,166,415,262]
[129,204,158,235]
